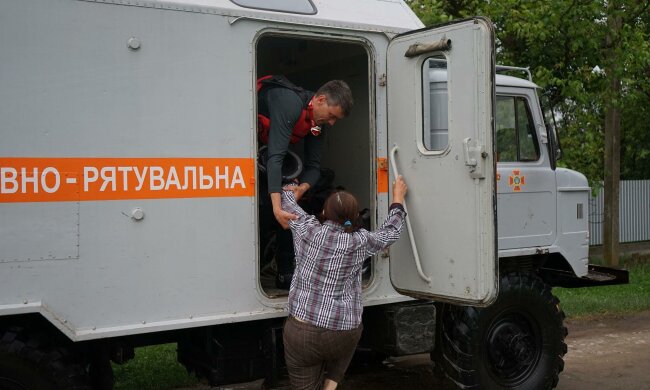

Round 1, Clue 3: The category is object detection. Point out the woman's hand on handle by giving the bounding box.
[392,175,407,205]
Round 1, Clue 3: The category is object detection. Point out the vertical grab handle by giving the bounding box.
[389,146,432,284]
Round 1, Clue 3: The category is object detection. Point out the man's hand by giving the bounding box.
[274,208,298,229]
[288,182,310,201]
[271,192,297,229]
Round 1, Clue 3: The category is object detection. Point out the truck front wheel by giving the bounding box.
[441,272,567,390]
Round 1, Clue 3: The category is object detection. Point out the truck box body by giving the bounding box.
[1,0,497,341]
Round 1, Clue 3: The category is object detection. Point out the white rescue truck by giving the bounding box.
[0,1,628,389]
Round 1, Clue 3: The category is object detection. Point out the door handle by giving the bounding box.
[463,137,487,179]
[390,145,432,284]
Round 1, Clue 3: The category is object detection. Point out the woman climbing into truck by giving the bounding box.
[280,176,408,390]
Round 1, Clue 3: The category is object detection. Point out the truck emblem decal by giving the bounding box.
[508,169,526,192]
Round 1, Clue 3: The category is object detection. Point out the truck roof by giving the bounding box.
[495,73,539,89]
[95,0,424,34]
[429,69,540,89]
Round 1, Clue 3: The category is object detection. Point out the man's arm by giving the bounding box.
[265,88,304,227]
[265,88,303,193]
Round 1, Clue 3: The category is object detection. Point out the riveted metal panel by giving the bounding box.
[0,0,263,339]
[0,202,80,263]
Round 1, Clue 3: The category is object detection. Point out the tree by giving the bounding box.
[409,0,650,264]
[603,0,624,266]
[407,0,650,185]
[620,4,650,180]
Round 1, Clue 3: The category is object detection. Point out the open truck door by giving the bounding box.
[387,18,497,306]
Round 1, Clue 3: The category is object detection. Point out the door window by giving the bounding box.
[496,96,540,162]
[422,57,448,152]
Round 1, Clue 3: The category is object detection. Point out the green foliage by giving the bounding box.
[405,0,450,25]
[404,0,482,25]
[408,0,650,184]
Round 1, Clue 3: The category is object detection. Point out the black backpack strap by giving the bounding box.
[258,75,312,106]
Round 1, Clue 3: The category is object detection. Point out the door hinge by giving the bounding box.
[378,73,387,87]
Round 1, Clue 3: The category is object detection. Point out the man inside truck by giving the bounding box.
[257,75,353,289]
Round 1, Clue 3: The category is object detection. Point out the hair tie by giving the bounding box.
[343,220,352,227]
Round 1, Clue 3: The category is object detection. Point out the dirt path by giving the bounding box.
[201,311,650,389]
[557,311,650,390]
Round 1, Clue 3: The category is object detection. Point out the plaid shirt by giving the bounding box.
[282,190,406,330]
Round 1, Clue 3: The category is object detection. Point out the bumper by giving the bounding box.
[540,264,630,288]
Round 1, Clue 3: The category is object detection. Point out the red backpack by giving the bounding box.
[256,75,316,144]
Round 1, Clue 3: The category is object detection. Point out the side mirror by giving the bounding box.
[545,122,562,169]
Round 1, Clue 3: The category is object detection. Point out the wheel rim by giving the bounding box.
[485,310,542,386]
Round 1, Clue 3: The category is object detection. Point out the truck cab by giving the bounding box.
[427,65,590,277]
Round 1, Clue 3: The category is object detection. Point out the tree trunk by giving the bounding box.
[603,8,623,267]
[603,80,620,267]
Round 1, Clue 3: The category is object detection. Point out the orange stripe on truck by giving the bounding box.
[0,158,255,203]
[377,157,388,193]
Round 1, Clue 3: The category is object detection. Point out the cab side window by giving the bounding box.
[496,96,540,162]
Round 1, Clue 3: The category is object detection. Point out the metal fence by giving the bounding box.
[589,180,650,246]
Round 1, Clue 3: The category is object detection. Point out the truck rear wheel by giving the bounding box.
[441,272,567,390]
[0,327,91,390]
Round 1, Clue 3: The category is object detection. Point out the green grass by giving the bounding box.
[554,256,650,319]
[113,343,199,390]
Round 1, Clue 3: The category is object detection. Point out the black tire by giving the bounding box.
[0,327,91,390]
[441,272,567,390]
